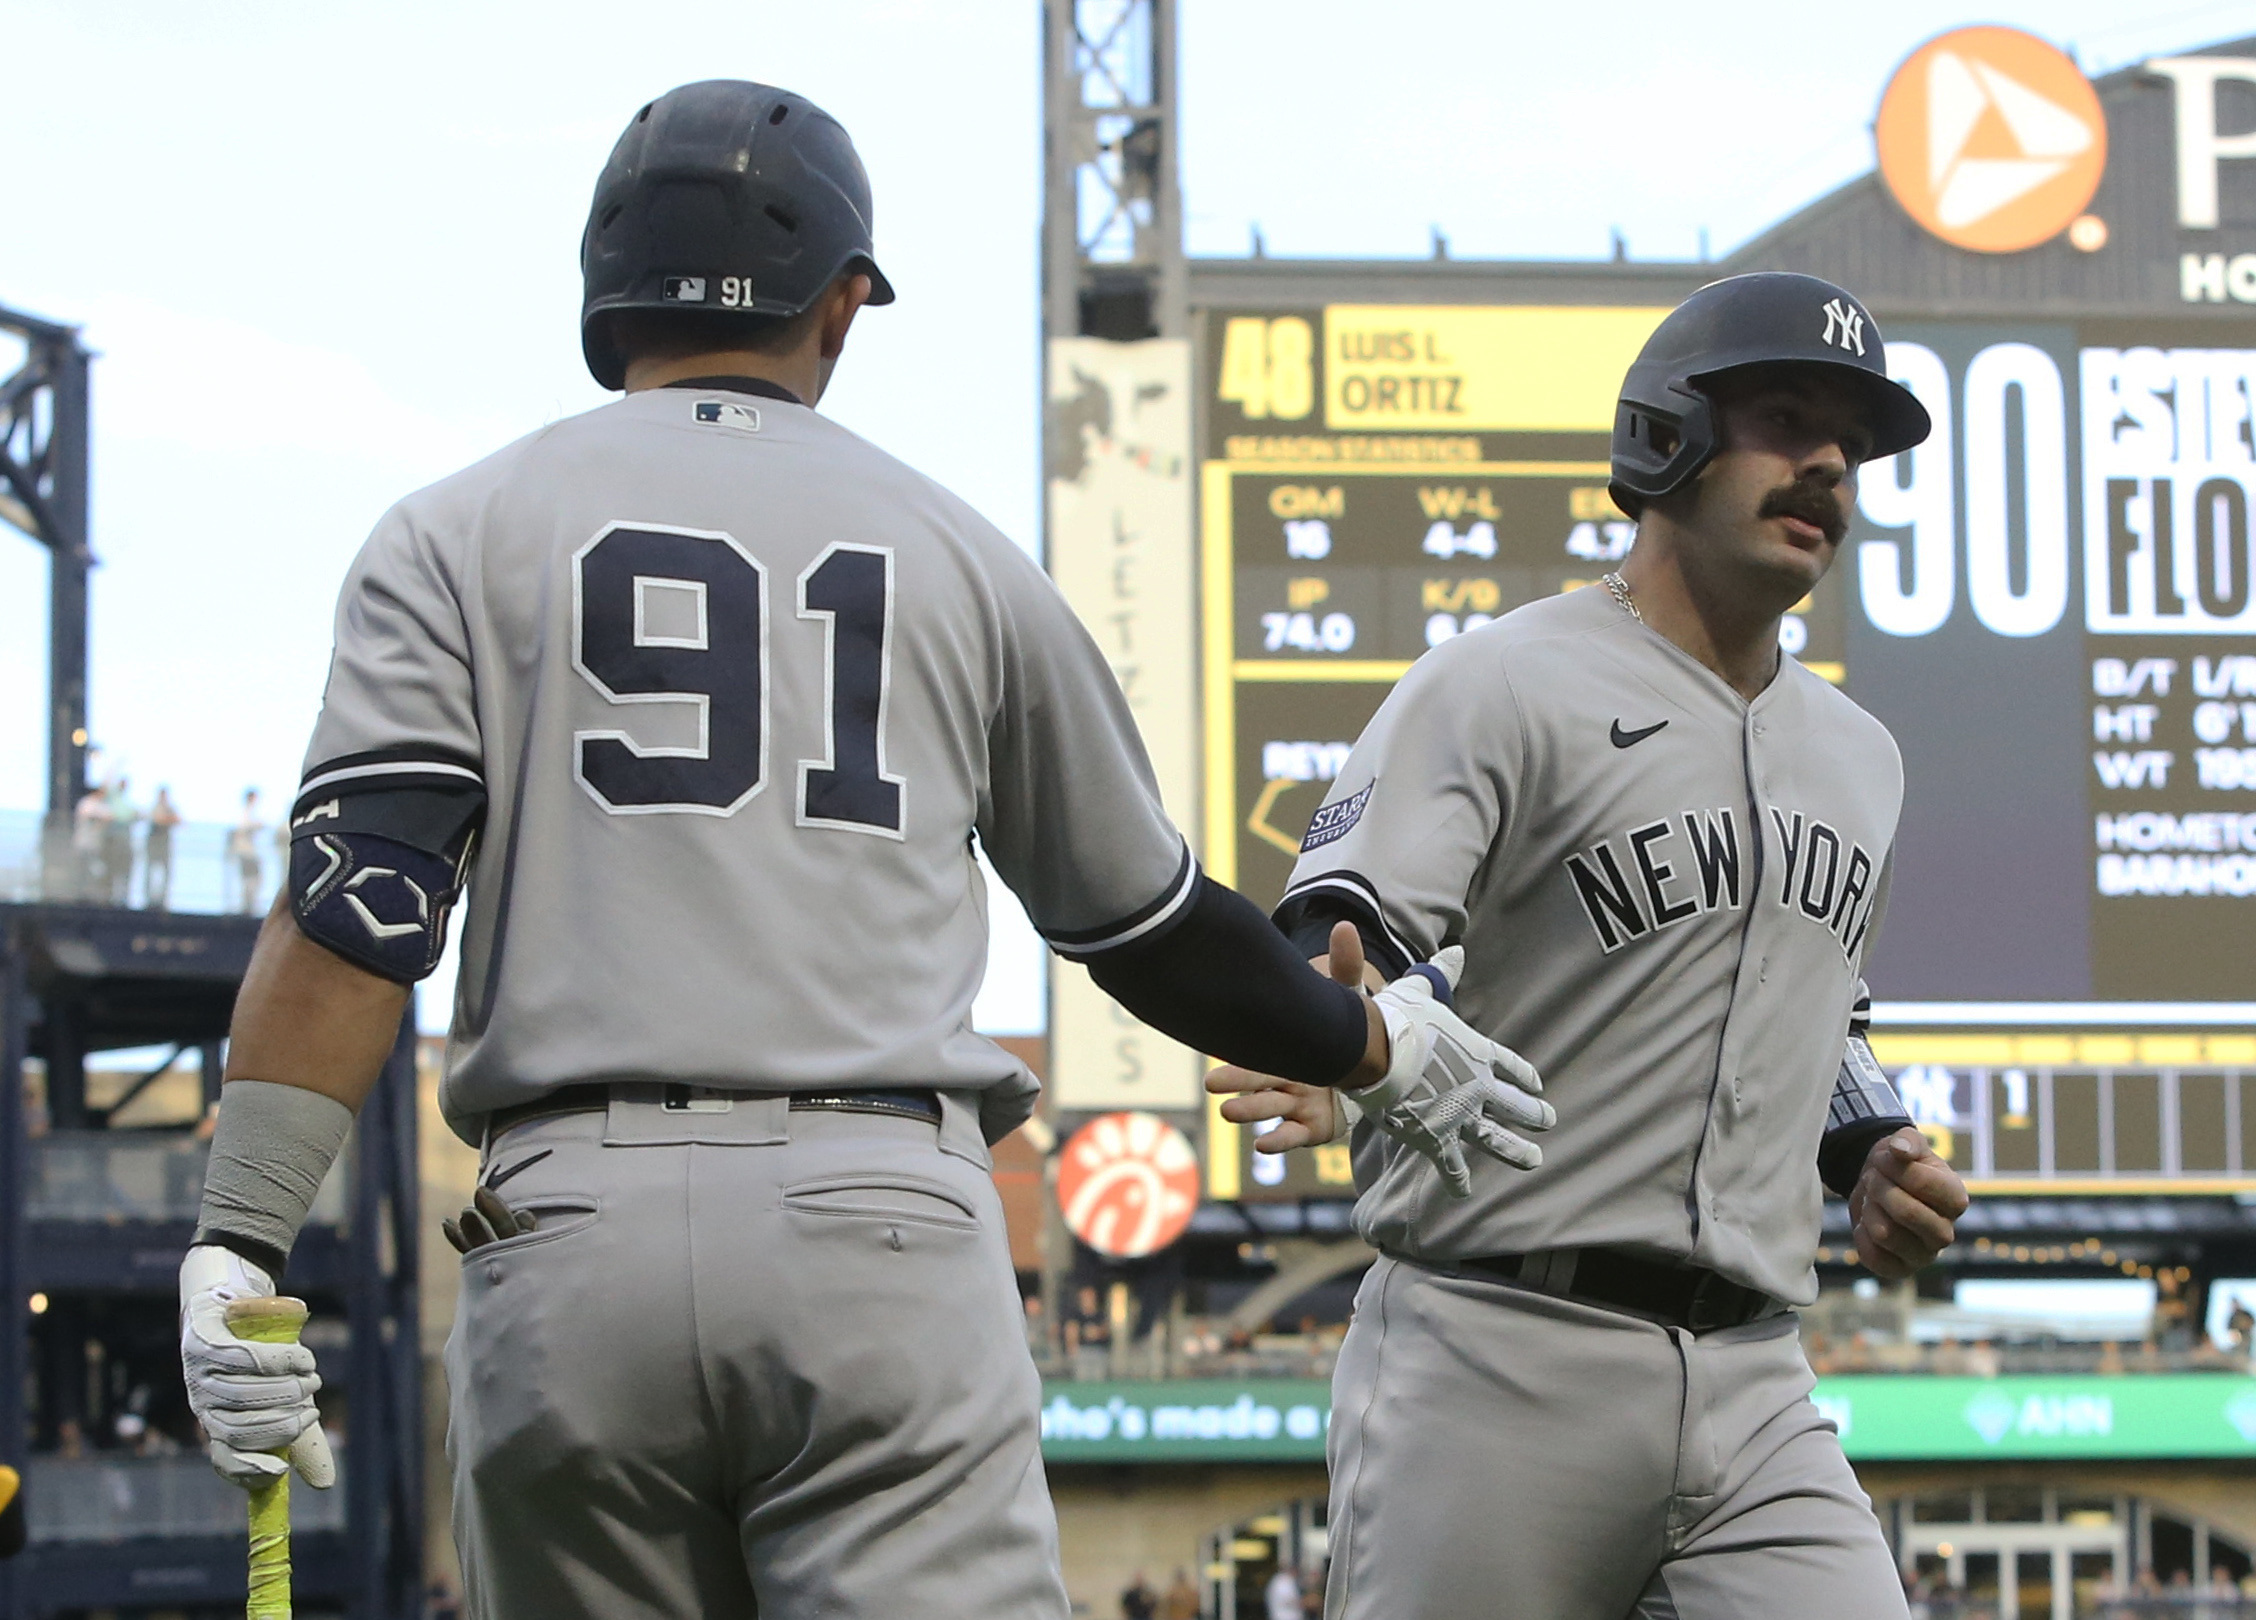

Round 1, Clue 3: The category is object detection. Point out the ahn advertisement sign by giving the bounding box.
[1728,30,2256,1012]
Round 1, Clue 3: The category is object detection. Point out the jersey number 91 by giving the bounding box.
[570,523,905,836]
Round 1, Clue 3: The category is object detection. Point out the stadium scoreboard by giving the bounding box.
[1198,303,1850,909]
[1200,303,2256,992]
[1197,300,2256,1200]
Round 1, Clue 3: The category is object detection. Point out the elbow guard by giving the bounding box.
[289,774,483,983]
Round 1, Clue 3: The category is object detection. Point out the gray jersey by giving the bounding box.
[1283,584,1902,1303]
[302,384,1190,1143]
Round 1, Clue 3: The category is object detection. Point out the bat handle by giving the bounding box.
[225,1297,309,1620]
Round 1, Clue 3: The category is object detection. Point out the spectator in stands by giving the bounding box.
[1024,1294,1051,1360]
[1120,1570,1157,1620]
[1264,1563,1301,1620]
[1065,1284,1111,1357]
[72,781,111,900]
[2157,1272,2196,1352]
[1161,1568,1199,1620]
[103,775,137,904]
[144,786,180,910]
[226,788,264,913]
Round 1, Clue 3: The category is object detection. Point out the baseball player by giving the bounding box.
[173,81,1548,1620]
[1210,273,1972,1620]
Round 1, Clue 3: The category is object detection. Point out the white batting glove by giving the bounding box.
[1346,947,1552,1197]
[178,1244,336,1490]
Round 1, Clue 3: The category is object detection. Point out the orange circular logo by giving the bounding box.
[1875,26,2106,254]
[1056,1111,1200,1259]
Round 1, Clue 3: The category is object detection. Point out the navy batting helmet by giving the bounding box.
[580,81,897,391]
[1608,272,1930,517]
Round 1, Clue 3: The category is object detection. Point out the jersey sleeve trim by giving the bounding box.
[297,746,485,814]
[1043,843,1198,961]
[1272,870,1423,977]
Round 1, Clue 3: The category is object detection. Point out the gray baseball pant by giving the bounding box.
[444,1089,1069,1620]
[1324,1255,1906,1620]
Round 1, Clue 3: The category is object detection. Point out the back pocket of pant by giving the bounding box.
[782,1175,979,1231]
[457,1195,601,1265]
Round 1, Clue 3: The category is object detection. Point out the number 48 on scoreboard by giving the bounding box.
[1218,316,1316,421]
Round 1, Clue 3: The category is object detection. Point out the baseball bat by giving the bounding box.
[224,1296,310,1620]
[0,1462,24,1559]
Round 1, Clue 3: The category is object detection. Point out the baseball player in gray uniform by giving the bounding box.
[1211,273,1972,1620]
[172,81,1550,1620]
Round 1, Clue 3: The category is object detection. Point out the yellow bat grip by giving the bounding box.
[225,1297,310,1620]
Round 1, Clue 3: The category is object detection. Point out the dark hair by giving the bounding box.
[598,303,822,368]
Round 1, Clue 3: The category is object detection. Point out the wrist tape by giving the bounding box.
[193,1080,355,1277]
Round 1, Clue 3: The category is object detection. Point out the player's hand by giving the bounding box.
[442,1185,539,1255]
[1204,930,1361,1150]
[178,1244,336,1491]
[1347,934,1551,1198]
[1849,1127,1968,1278]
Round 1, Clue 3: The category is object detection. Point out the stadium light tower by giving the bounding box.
[1042,0,1187,341]
[0,304,92,821]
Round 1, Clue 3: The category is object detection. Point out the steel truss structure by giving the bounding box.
[1042,0,1186,341]
[0,299,422,1615]
[0,305,91,821]
[0,904,423,1618]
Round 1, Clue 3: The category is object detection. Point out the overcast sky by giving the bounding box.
[2,0,2245,1030]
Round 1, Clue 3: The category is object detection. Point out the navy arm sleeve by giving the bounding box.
[1084,875,1371,1088]
[1273,885,1414,981]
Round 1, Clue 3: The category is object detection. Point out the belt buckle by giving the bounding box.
[663,1084,734,1114]
[1683,1272,1737,1334]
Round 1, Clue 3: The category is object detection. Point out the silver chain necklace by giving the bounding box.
[1601,570,1643,624]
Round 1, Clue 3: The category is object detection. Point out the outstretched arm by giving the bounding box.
[1203,923,1373,1151]
[1082,877,1390,1089]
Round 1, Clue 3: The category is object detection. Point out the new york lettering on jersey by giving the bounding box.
[1561,802,1885,961]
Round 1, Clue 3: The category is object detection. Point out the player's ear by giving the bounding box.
[820,274,873,361]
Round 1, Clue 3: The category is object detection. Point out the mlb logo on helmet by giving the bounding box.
[661,276,709,302]
[1875,26,2107,254]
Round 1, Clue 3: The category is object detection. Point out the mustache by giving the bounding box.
[1758,480,1848,545]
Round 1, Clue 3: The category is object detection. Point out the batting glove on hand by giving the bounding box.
[178,1244,336,1491]
[1347,947,1551,1198]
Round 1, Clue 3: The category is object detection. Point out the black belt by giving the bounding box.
[1445,1247,1781,1335]
[484,1082,942,1142]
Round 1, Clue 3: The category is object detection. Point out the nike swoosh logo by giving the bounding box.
[483,1148,553,1190]
[1611,719,1669,748]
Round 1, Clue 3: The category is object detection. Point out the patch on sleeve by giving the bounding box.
[1300,781,1374,852]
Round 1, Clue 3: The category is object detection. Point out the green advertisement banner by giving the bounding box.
[1815,1375,2256,1461]
[1041,1380,1334,1463]
[1040,1376,2256,1464]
